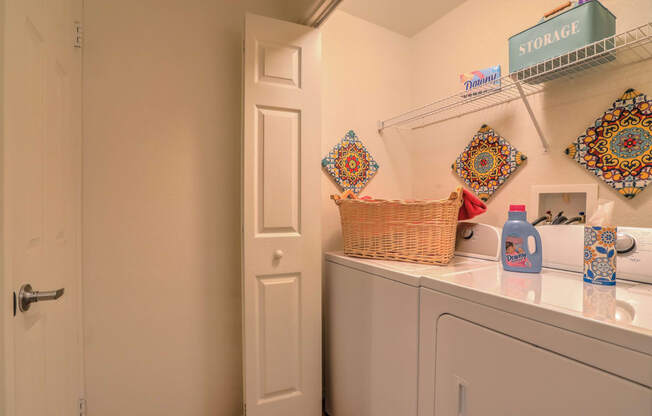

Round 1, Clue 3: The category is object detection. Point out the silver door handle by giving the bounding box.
[18,283,64,312]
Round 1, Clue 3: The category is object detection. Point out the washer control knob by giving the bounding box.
[616,232,636,254]
[462,228,474,240]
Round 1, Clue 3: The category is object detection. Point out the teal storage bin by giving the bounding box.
[509,1,616,74]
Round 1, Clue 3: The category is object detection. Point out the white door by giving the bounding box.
[242,13,322,416]
[2,0,84,415]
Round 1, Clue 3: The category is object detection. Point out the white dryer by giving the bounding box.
[418,264,651,416]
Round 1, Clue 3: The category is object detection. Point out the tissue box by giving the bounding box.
[583,226,617,286]
[508,1,616,74]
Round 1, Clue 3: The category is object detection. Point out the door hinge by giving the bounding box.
[79,398,87,416]
[74,21,82,48]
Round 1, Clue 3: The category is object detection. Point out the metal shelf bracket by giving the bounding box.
[515,81,549,152]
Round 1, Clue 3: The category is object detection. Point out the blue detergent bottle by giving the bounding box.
[501,204,542,273]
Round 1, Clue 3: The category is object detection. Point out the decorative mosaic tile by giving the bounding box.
[452,125,526,201]
[565,89,652,199]
[322,130,379,194]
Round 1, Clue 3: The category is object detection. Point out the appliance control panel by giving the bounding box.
[455,222,501,261]
[538,225,652,285]
[617,226,652,285]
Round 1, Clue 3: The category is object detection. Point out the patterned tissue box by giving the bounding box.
[583,226,617,286]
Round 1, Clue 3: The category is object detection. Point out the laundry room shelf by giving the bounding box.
[378,22,652,152]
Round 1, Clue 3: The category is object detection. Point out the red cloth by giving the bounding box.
[458,188,487,221]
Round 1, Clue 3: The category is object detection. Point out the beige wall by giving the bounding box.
[321,10,414,253]
[82,1,304,415]
[0,0,5,411]
[322,2,652,251]
[408,0,652,227]
[80,2,652,414]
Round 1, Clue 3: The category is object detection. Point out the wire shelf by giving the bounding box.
[378,22,652,136]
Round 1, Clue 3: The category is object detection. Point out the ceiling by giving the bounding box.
[338,0,467,37]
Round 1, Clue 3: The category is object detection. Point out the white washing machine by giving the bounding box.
[324,223,652,416]
[324,223,501,416]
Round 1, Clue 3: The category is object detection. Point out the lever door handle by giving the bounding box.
[18,283,65,312]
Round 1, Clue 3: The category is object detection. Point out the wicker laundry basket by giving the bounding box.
[332,187,463,265]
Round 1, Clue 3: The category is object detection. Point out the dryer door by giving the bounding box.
[435,315,651,416]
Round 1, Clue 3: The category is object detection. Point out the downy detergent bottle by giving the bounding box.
[501,204,542,273]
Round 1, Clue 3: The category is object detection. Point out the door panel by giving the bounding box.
[257,273,301,400]
[257,43,301,88]
[435,315,651,416]
[257,106,300,234]
[243,13,321,416]
[3,0,83,414]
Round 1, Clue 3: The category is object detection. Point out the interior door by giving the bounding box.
[2,0,84,415]
[242,13,322,416]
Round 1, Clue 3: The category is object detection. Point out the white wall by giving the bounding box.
[82,1,305,415]
[408,0,652,227]
[321,10,414,253]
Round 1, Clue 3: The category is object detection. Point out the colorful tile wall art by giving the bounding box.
[565,89,652,199]
[322,130,379,195]
[452,125,527,202]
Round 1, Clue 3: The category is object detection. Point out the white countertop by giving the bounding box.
[325,252,652,355]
